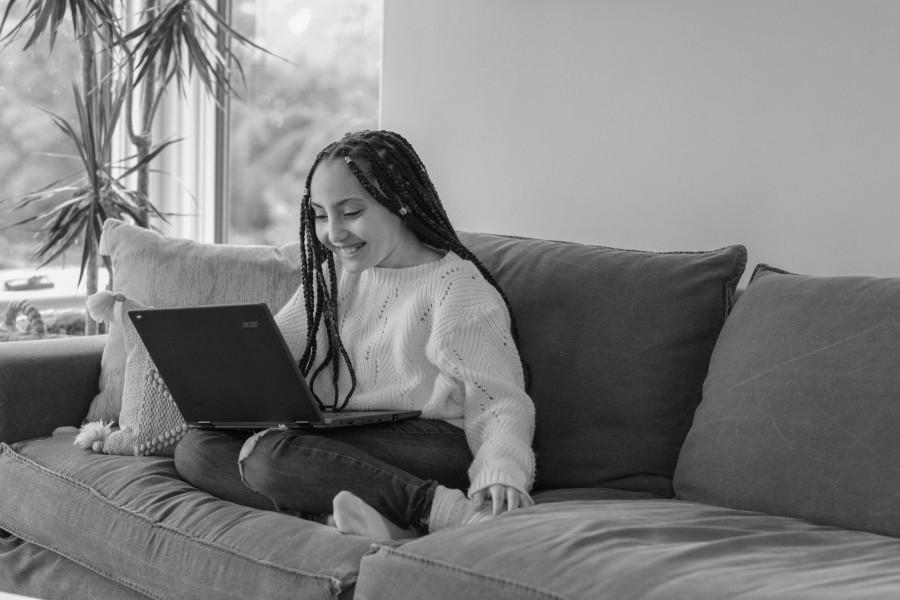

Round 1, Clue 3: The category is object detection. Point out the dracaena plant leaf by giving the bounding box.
[1,0,274,332]
[1,82,169,283]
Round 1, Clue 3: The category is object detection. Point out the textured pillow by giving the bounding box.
[85,219,303,422]
[674,264,900,537]
[82,292,188,456]
[458,232,747,496]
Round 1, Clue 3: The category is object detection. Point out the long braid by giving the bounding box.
[360,133,525,350]
[296,145,358,409]
[296,131,531,406]
[340,130,530,388]
[297,194,319,375]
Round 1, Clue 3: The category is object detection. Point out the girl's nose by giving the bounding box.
[329,220,348,242]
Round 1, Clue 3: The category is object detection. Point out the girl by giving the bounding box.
[174,130,535,539]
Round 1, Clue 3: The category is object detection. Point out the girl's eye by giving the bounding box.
[344,210,363,218]
[314,214,327,221]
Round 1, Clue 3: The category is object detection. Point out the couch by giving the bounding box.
[3,220,900,599]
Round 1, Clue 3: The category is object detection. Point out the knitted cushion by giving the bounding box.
[85,219,304,423]
[81,292,187,456]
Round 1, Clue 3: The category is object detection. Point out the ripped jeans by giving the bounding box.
[173,418,471,530]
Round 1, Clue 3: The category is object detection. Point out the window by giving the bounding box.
[0,15,96,338]
[226,0,383,245]
[0,1,382,339]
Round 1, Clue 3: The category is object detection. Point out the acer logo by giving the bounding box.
[241,321,259,328]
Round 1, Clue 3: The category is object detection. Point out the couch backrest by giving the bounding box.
[90,220,748,496]
[459,232,746,495]
[675,263,900,537]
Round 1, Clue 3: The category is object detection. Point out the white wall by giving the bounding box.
[381,0,900,281]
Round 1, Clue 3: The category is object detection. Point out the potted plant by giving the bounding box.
[0,0,264,334]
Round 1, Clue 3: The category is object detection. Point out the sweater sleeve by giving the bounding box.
[273,284,310,361]
[428,282,536,496]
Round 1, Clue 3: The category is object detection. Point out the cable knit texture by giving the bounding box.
[275,251,535,496]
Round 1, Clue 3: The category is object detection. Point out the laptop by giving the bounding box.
[127,303,421,430]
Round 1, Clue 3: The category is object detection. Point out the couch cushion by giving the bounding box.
[532,486,663,503]
[357,499,900,599]
[675,264,900,537]
[0,434,373,600]
[86,219,304,423]
[459,232,746,495]
[0,529,150,599]
[0,335,105,444]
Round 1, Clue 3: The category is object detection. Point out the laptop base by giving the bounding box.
[189,410,422,431]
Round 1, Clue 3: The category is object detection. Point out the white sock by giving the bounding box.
[332,491,417,541]
[427,485,493,533]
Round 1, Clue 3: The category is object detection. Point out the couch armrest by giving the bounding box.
[0,335,106,444]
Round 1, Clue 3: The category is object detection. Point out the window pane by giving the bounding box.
[228,0,382,245]
[0,18,94,339]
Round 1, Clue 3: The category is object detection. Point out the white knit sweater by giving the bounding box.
[274,251,535,495]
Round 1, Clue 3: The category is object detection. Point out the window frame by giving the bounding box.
[154,0,383,245]
[213,0,231,243]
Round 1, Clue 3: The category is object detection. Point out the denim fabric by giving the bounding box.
[0,434,375,600]
[356,499,900,600]
[0,528,151,599]
[0,335,105,444]
[459,232,746,495]
[175,418,471,529]
[675,265,900,538]
[532,486,664,503]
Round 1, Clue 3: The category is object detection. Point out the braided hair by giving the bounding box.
[297,130,527,409]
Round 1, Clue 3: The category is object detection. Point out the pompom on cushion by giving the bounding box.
[85,219,304,423]
[78,290,188,456]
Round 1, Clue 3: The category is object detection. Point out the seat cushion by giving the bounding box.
[460,232,746,495]
[0,528,150,599]
[675,264,900,537]
[358,499,900,599]
[532,486,663,503]
[0,434,373,600]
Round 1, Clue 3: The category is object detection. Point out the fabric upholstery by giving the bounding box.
[675,264,900,537]
[95,294,188,456]
[532,487,663,503]
[0,528,149,599]
[86,219,304,422]
[0,434,371,600]
[459,232,746,495]
[356,499,900,600]
[0,335,105,444]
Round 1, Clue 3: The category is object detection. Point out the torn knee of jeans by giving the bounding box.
[238,426,285,487]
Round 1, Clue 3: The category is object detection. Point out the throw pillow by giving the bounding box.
[674,264,900,537]
[79,291,187,456]
[85,219,304,423]
[458,232,747,496]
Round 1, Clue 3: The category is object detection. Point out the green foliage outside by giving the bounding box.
[0,24,80,269]
[228,0,381,245]
[0,0,382,261]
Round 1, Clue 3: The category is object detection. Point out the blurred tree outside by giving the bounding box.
[0,0,381,338]
[0,0,383,258]
[0,14,80,270]
[228,0,382,246]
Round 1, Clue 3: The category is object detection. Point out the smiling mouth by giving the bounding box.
[333,243,365,257]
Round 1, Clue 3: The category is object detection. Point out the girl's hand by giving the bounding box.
[471,484,534,516]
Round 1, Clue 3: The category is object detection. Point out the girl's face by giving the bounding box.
[309,159,426,272]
